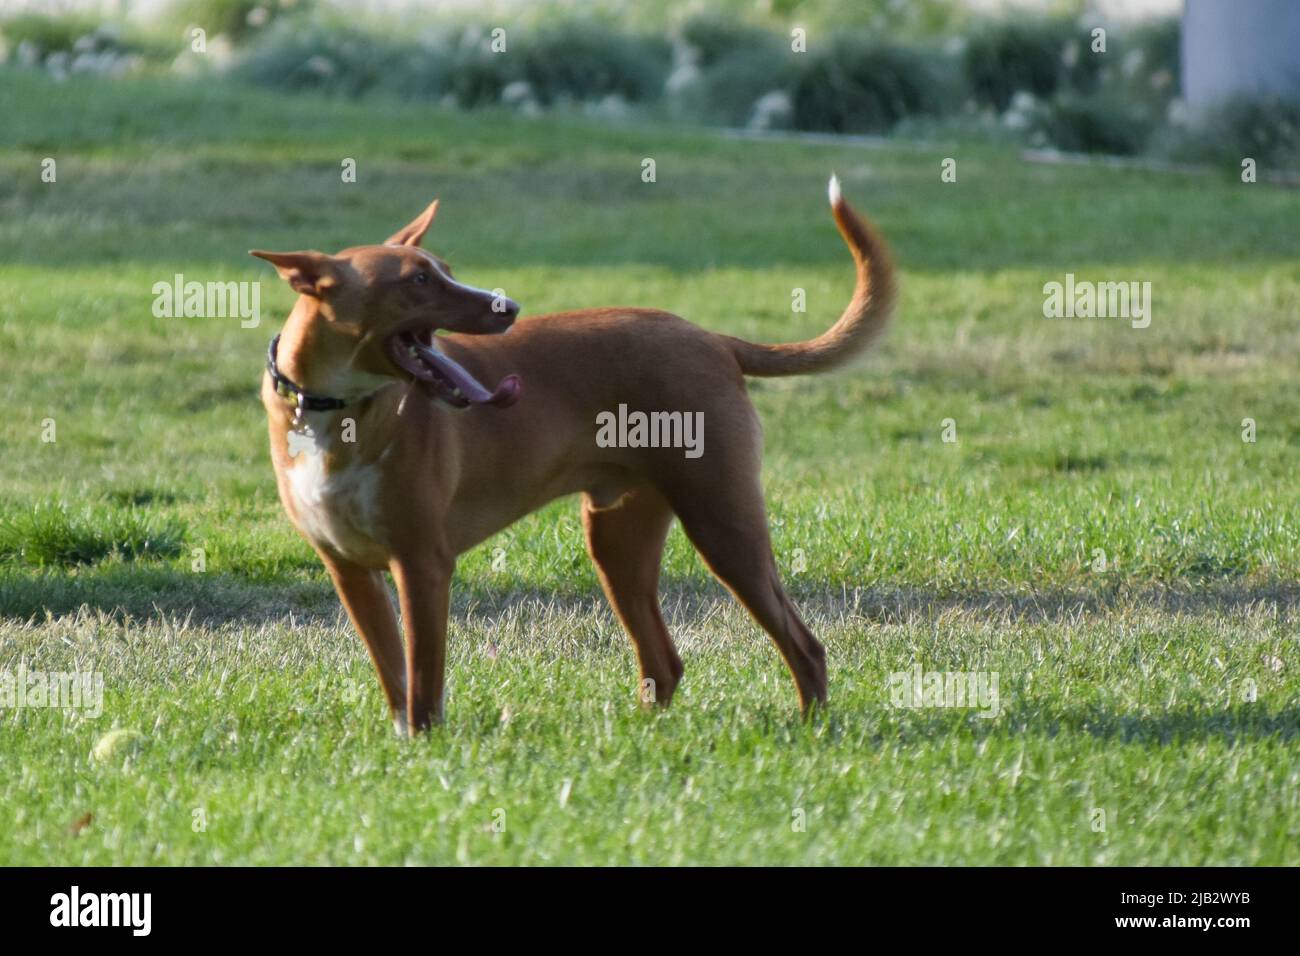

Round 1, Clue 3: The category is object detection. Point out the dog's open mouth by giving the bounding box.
[386,329,520,409]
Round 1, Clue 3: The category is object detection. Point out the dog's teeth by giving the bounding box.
[409,346,419,358]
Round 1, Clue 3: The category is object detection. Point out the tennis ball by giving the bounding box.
[90,728,146,764]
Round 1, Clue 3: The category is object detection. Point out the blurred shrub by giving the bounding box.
[169,0,307,44]
[234,18,395,96]
[433,29,515,107]
[1095,19,1179,122]
[430,22,672,109]
[679,13,776,69]
[671,13,793,125]
[962,16,1184,157]
[1031,91,1152,155]
[0,14,157,75]
[1167,96,1300,170]
[699,52,797,125]
[791,36,949,133]
[0,13,100,53]
[963,18,1095,112]
[14,4,1274,167]
[1129,18,1180,91]
[235,18,668,108]
[517,21,670,104]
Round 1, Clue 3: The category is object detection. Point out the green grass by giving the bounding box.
[1,70,1297,865]
[0,500,186,567]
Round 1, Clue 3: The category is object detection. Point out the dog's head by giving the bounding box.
[252,199,520,408]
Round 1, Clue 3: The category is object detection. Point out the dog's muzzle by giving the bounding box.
[387,330,521,408]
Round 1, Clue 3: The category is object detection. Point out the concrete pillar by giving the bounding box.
[1182,0,1300,108]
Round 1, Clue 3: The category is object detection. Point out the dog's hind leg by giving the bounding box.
[582,486,684,706]
[668,478,828,715]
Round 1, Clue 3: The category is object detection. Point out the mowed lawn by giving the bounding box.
[0,71,1297,865]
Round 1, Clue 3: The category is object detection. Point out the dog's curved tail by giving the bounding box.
[725,176,896,377]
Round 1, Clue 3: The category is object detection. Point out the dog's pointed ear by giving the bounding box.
[385,199,439,247]
[249,250,339,297]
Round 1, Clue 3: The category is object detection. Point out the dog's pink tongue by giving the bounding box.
[417,342,521,407]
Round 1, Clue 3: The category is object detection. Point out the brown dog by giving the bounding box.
[253,177,894,734]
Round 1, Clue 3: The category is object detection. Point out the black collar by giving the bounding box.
[266,334,348,414]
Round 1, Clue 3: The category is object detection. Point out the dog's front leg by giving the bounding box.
[391,554,453,733]
[324,559,409,735]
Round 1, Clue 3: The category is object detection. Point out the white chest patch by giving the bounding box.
[286,429,386,564]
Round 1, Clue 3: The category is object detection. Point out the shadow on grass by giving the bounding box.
[6,569,1297,750]
[838,703,1300,746]
[3,564,1298,627]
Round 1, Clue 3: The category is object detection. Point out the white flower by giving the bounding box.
[585,94,629,122]
[665,63,700,96]
[500,80,534,106]
[305,55,336,77]
[748,90,793,130]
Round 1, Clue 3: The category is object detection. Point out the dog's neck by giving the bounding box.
[275,298,389,403]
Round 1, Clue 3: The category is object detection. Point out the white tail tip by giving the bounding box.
[828,174,842,206]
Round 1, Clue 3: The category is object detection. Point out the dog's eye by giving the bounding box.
[412,271,430,285]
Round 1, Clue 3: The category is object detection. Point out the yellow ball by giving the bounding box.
[90,728,145,763]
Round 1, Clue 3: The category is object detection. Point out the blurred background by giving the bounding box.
[3,0,1297,170]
